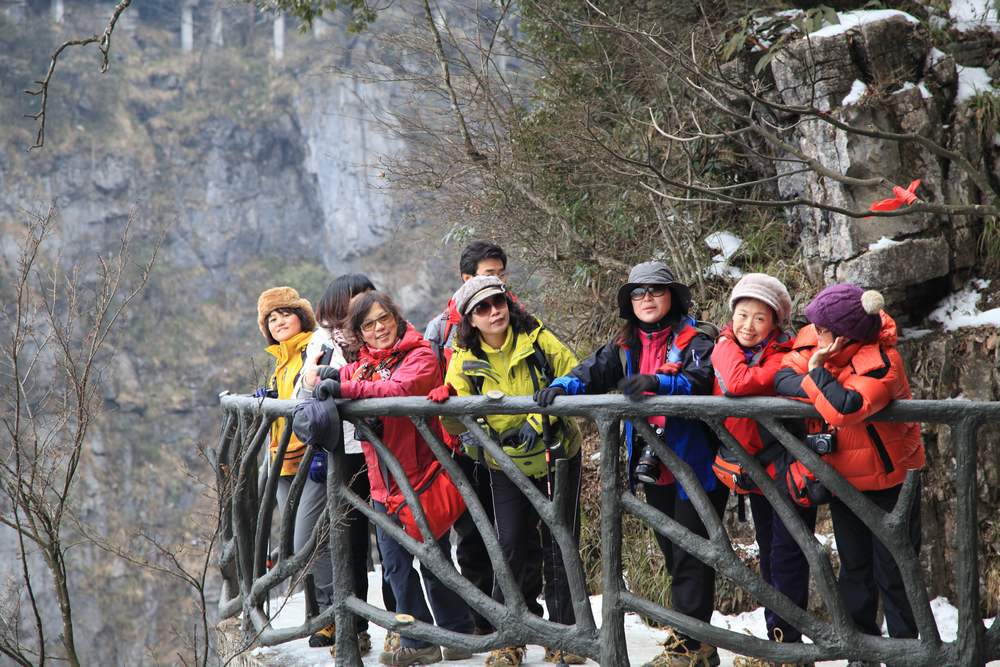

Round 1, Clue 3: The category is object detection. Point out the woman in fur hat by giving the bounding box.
[536,261,727,667]
[257,286,338,645]
[775,284,924,663]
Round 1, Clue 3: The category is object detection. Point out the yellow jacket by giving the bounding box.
[445,323,581,478]
[266,330,312,476]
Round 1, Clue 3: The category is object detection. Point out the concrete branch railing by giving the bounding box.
[214,393,1000,666]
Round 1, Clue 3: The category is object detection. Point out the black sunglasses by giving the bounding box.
[472,294,507,316]
[629,285,668,300]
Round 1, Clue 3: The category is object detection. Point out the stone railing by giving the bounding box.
[214,393,1000,665]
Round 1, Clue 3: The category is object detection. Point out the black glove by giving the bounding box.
[618,374,659,398]
[316,366,340,382]
[534,386,566,407]
[517,421,541,451]
[313,379,341,401]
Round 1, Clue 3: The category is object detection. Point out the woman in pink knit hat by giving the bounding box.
[710,274,819,662]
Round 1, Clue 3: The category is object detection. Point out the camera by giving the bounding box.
[804,432,835,455]
[253,387,279,399]
[634,444,661,484]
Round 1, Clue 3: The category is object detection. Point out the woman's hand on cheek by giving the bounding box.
[809,336,848,371]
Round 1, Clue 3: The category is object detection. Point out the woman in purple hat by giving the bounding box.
[775,284,925,661]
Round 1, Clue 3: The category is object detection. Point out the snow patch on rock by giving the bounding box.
[956,65,996,103]
[930,278,1000,330]
[842,80,868,106]
[950,0,1000,32]
[809,9,919,38]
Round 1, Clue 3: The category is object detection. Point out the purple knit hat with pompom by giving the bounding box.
[804,283,884,342]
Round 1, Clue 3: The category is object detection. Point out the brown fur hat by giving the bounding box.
[257,286,317,342]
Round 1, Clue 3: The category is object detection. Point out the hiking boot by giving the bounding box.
[543,648,588,664]
[329,631,374,658]
[379,644,443,666]
[732,657,767,667]
[734,657,814,667]
[641,642,720,667]
[442,646,474,660]
[308,623,335,648]
[384,631,402,653]
[485,646,526,666]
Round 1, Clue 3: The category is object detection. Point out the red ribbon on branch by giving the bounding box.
[870,179,921,212]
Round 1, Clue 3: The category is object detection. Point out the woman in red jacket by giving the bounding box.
[775,284,924,656]
[710,274,816,655]
[313,291,473,667]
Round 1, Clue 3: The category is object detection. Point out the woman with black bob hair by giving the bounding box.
[537,261,727,667]
[299,273,381,653]
[434,275,584,666]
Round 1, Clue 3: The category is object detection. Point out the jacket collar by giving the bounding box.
[266,330,312,364]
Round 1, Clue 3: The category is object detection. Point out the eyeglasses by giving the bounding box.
[360,312,394,333]
[629,285,668,301]
[471,294,507,316]
[477,269,508,280]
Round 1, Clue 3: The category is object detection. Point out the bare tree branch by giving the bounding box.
[24,0,133,150]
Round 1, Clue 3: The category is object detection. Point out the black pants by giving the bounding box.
[341,452,395,627]
[452,454,496,632]
[749,494,817,642]
[830,482,921,638]
[489,453,581,625]
[643,482,729,650]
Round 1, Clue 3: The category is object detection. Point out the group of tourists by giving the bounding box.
[255,240,925,667]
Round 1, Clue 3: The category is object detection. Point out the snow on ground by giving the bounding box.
[704,232,743,280]
[950,0,1000,32]
[956,65,996,104]
[808,9,918,39]
[252,570,997,666]
[929,278,1000,331]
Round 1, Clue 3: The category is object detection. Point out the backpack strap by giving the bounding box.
[619,346,632,377]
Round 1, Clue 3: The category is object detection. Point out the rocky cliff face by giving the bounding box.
[727,8,1000,321]
[0,2,450,663]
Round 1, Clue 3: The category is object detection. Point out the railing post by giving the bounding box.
[953,416,984,665]
[328,439,361,663]
[598,418,628,666]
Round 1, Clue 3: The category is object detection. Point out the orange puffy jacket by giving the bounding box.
[775,312,924,492]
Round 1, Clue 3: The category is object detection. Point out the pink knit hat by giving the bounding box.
[729,273,792,323]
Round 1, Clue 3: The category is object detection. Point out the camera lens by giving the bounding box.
[634,445,661,484]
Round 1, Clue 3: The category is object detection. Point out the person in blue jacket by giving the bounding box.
[535,261,726,667]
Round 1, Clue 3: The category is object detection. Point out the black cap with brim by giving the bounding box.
[616,261,691,320]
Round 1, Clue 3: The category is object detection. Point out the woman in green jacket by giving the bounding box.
[433,275,584,667]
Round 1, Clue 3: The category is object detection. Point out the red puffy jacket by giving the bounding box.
[340,324,446,504]
[712,326,792,453]
[776,313,925,492]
